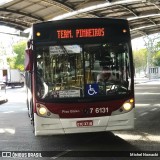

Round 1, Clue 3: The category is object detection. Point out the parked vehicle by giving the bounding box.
[0,69,24,88]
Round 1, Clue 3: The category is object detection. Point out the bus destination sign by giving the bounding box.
[57,28,105,39]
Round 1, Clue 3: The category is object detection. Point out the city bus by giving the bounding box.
[25,18,134,136]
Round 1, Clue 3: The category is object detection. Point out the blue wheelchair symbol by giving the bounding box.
[86,84,98,96]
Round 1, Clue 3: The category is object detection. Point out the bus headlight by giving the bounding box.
[39,107,47,115]
[36,103,50,117]
[122,102,132,111]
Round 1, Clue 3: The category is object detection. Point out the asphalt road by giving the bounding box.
[0,81,160,160]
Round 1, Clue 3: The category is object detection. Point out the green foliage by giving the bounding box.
[152,40,160,66]
[153,51,160,66]
[7,57,15,69]
[143,35,160,67]
[133,48,147,72]
[8,40,27,71]
[155,42,160,51]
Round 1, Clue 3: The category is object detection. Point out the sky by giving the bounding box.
[0,0,14,6]
[131,37,145,50]
[0,26,26,56]
[0,25,19,36]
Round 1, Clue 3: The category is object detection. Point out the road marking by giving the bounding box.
[153,104,160,107]
[150,108,158,111]
[114,132,160,142]
[135,93,160,95]
[140,112,148,116]
[135,104,150,107]
[0,128,15,134]
[2,111,14,113]
[51,149,71,159]
[135,103,160,107]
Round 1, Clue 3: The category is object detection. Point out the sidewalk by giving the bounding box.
[134,77,149,84]
[134,77,160,84]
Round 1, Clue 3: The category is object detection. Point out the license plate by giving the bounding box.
[76,120,93,127]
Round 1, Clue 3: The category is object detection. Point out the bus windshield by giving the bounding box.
[36,42,132,100]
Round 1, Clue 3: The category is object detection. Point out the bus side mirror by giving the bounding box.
[25,49,33,71]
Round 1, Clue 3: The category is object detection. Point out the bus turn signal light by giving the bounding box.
[36,32,41,37]
[122,29,127,33]
[129,98,134,103]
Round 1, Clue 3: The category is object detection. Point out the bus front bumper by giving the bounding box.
[34,109,134,136]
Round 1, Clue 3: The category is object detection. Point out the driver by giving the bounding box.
[97,66,116,82]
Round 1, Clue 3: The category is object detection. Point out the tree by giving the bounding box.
[8,40,27,71]
[143,34,160,68]
[153,40,160,66]
[133,48,147,75]
[153,51,160,66]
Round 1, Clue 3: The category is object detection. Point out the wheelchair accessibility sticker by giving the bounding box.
[86,84,98,96]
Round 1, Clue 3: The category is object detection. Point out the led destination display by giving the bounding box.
[57,28,105,39]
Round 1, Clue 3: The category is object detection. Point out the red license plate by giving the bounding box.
[76,120,93,127]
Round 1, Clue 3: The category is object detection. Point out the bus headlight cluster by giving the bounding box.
[122,102,132,111]
[36,103,51,117]
[122,98,134,112]
[111,98,134,115]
